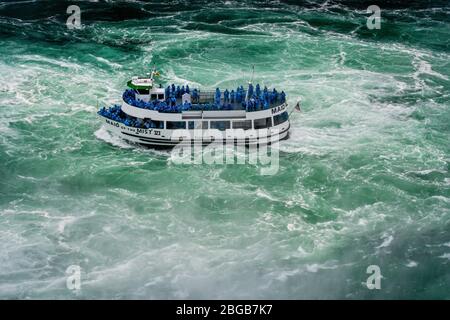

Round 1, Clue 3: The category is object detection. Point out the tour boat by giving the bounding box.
[97,68,292,148]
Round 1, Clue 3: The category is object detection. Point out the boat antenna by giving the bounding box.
[150,64,156,81]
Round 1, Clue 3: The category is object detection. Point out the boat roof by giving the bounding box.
[127,77,154,90]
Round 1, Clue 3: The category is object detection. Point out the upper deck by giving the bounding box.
[121,82,287,117]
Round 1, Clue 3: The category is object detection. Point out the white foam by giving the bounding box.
[305,261,338,273]
[412,55,448,81]
[438,253,450,260]
[405,260,418,268]
[376,235,394,249]
[17,54,83,71]
[90,55,123,69]
[94,126,133,149]
[57,216,76,234]
[255,188,278,202]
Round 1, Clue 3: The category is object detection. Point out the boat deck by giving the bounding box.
[123,86,286,113]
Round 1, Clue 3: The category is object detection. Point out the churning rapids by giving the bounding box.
[0,0,449,299]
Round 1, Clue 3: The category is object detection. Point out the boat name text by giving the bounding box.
[271,104,286,115]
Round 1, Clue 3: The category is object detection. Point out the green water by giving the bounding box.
[0,0,449,299]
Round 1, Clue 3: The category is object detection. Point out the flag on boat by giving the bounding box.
[151,65,160,77]
[294,101,301,112]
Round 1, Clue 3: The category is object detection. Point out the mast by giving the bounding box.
[150,64,156,81]
[245,65,255,102]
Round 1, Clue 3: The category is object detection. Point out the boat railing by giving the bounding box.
[123,88,285,113]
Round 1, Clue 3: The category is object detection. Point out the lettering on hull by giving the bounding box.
[271,104,286,115]
[105,119,161,136]
[105,119,119,127]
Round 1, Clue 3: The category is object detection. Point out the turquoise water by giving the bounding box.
[0,0,449,299]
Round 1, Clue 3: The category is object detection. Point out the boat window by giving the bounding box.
[254,117,272,129]
[157,94,164,100]
[137,89,149,95]
[232,120,252,130]
[273,111,289,126]
[151,94,158,100]
[188,121,205,129]
[152,120,164,129]
[210,121,230,131]
[166,121,186,129]
[142,118,163,129]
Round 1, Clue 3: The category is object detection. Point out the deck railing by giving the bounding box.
[123,88,285,113]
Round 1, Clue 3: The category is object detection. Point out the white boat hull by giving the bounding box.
[100,116,290,148]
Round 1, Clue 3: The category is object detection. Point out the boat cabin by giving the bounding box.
[127,76,165,103]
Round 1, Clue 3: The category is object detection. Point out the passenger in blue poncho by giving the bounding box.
[255,98,260,110]
[215,88,221,105]
[230,90,235,103]
[248,83,254,98]
[224,89,229,102]
[280,91,286,103]
[250,98,256,111]
[165,86,170,98]
[191,88,197,101]
[263,90,269,103]
[272,88,278,103]
[269,92,274,104]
